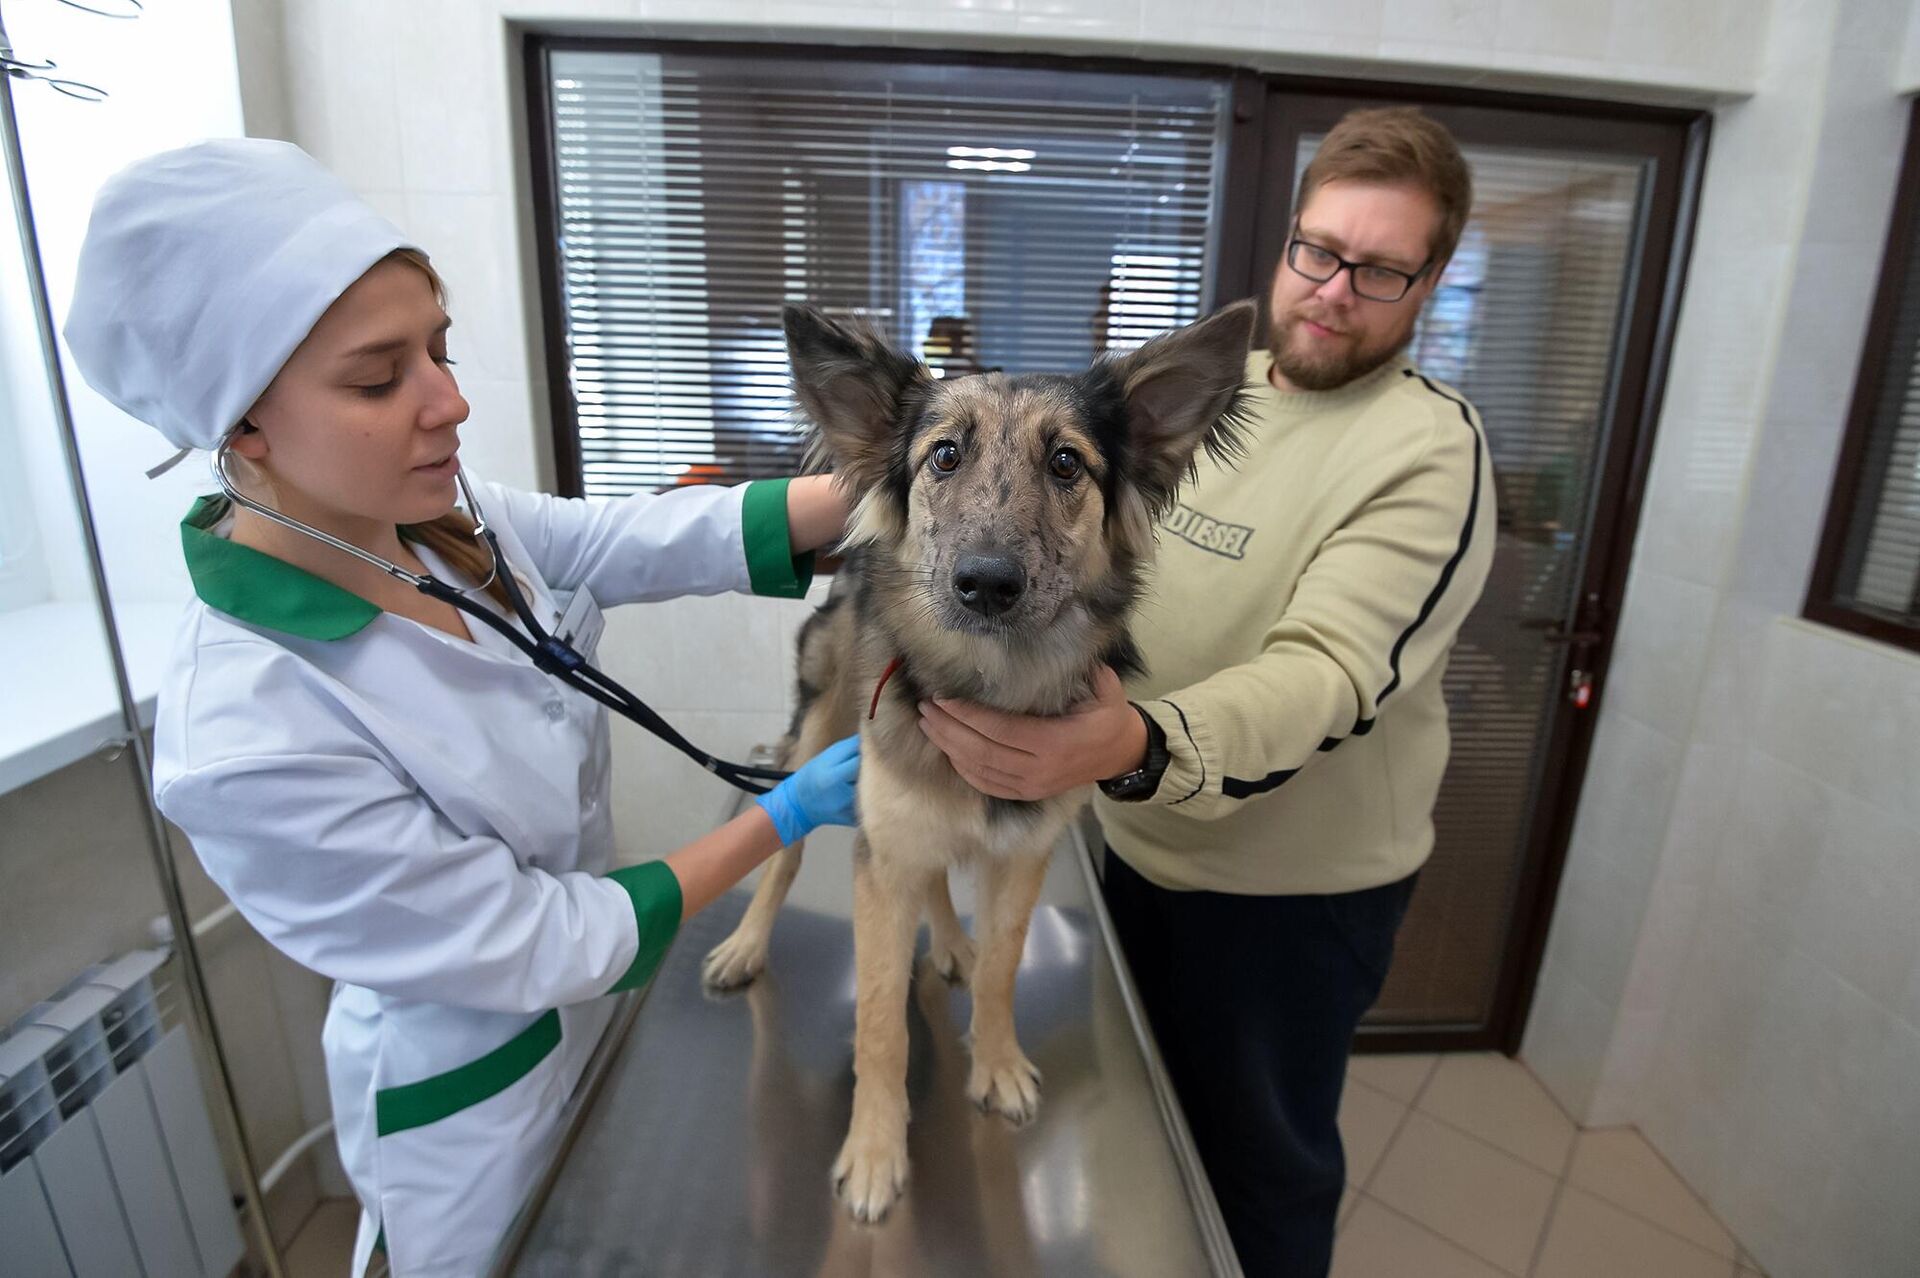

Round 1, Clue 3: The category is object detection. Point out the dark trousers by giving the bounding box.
[1100,847,1418,1278]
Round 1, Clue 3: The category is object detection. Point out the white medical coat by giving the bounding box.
[152,477,811,1276]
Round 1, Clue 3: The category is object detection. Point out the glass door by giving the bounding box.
[1244,92,1699,1046]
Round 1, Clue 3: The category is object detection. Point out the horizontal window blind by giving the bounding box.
[1832,197,1920,631]
[541,50,1229,496]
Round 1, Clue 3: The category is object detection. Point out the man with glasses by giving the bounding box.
[918,106,1493,1276]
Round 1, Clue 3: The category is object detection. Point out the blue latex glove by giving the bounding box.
[755,734,861,846]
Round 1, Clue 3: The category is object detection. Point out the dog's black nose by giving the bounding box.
[953,553,1026,617]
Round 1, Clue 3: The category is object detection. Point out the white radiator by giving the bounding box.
[0,949,246,1278]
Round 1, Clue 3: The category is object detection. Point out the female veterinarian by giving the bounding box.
[62,139,860,1277]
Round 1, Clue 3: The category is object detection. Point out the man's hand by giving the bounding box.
[917,666,1147,801]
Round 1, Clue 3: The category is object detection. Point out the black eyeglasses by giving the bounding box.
[1285,234,1432,303]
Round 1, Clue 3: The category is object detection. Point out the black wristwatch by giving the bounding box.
[1098,703,1170,802]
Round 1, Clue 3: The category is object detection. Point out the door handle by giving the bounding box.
[1519,618,1606,707]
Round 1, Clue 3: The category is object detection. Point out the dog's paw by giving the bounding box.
[701,930,768,991]
[926,931,976,986]
[967,1046,1043,1125]
[831,1123,909,1224]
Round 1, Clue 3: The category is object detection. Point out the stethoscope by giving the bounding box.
[212,440,792,795]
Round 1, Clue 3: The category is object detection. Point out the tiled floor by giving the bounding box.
[1337,1052,1769,1278]
[284,1052,1769,1277]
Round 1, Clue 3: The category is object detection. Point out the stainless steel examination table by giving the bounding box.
[490,824,1243,1277]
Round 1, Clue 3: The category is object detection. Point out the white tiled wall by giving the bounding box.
[1628,624,1920,1277]
[1517,0,1834,1111]
[1520,0,1920,1273]
[1523,0,1827,1113]
[1900,0,1920,91]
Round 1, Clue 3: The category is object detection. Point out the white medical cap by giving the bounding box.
[63,138,420,461]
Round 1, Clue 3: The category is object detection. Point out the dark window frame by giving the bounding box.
[1804,97,1920,655]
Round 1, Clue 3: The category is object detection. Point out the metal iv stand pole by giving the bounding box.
[0,5,288,1274]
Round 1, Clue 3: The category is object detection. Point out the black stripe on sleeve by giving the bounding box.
[1218,370,1483,801]
[1160,699,1208,806]
[1375,371,1484,707]
[1222,768,1300,799]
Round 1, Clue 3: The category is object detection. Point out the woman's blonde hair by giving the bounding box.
[214,248,513,610]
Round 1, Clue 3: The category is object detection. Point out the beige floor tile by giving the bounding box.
[1368,1110,1558,1275]
[1340,1077,1407,1186]
[1566,1128,1738,1259]
[286,1197,360,1278]
[1332,1197,1511,1278]
[1417,1052,1577,1174]
[1350,1051,1439,1104]
[1535,1188,1735,1278]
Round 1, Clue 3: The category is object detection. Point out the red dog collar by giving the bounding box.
[868,655,905,720]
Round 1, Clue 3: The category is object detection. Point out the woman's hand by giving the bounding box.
[916,666,1147,801]
[755,734,861,845]
[667,737,859,921]
[784,474,852,555]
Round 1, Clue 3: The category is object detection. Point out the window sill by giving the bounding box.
[0,600,180,795]
[1800,599,1920,660]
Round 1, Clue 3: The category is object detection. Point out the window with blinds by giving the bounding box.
[534,48,1230,497]
[1809,102,1920,651]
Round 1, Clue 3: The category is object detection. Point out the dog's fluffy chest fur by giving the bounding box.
[854,613,1095,865]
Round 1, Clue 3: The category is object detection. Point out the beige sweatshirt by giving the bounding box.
[1097,349,1496,895]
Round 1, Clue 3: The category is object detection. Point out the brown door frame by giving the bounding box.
[1215,82,1708,1053]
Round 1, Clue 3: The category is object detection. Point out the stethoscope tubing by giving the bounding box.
[211,443,792,795]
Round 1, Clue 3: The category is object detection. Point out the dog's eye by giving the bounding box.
[930,441,961,474]
[1049,448,1083,482]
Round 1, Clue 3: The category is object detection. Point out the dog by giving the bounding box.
[701,299,1257,1223]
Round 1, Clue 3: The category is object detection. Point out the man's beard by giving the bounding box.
[1269,307,1415,392]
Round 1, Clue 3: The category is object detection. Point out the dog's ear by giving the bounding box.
[1099,299,1256,513]
[783,306,929,495]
